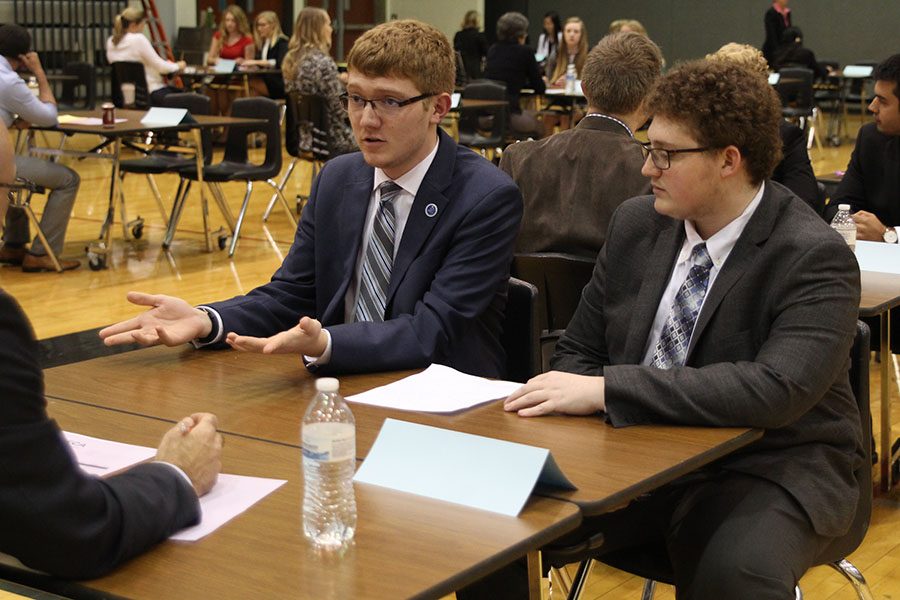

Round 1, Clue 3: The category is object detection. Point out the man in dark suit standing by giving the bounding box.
[500,32,661,258]
[100,20,522,378]
[500,60,862,598]
[0,125,223,579]
[829,53,900,352]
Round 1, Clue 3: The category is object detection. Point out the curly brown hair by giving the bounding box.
[346,19,455,96]
[647,59,782,184]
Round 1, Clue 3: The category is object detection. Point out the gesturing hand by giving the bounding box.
[225,316,328,357]
[99,291,213,347]
[504,371,606,417]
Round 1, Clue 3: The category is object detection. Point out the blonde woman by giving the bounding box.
[106,6,186,105]
[243,11,289,98]
[281,7,356,156]
[549,17,588,87]
[206,5,254,117]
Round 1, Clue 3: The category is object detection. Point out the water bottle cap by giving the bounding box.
[315,377,340,392]
[838,204,851,211]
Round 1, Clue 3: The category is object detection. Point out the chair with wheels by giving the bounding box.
[457,79,508,162]
[501,277,541,384]
[544,320,874,600]
[170,97,294,257]
[776,67,822,151]
[263,91,330,222]
[115,93,213,241]
[511,252,596,371]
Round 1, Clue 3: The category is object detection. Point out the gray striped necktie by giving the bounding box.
[354,181,403,322]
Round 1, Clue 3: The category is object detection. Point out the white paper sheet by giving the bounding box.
[345,364,521,413]
[63,431,157,476]
[170,474,286,541]
[141,107,188,127]
[354,419,575,516]
[57,115,127,126]
[855,240,900,275]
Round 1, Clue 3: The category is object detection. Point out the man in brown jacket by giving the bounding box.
[500,32,662,258]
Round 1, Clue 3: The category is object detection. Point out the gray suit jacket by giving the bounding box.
[553,181,863,537]
[500,116,650,258]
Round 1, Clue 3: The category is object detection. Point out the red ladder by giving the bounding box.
[141,0,183,87]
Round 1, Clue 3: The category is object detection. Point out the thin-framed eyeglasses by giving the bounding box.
[339,92,435,116]
[638,141,711,170]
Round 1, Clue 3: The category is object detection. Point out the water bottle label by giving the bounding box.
[302,422,355,463]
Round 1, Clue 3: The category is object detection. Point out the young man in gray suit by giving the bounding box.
[499,32,662,258]
[500,60,863,598]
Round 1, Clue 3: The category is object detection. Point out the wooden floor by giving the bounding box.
[3,115,899,600]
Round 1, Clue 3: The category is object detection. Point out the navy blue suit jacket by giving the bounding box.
[208,129,523,377]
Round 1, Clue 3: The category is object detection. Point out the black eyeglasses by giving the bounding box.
[638,141,711,170]
[339,92,435,116]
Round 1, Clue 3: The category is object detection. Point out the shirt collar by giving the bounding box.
[679,182,765,269]
[372,135,440,197]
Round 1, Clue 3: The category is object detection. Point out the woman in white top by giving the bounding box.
[106,6,186,106]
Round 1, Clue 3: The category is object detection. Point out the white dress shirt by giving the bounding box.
[0,56,57,128]
[641,183,765,365]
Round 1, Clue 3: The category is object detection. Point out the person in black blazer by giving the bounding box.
[243,11,289,99]
[100,20,523,379]
[453,11,488,81]
[773,27,829,80]
[762,0,791,64]
[484,11,546,137]
[830,53,900,352]
[0,125,223,580]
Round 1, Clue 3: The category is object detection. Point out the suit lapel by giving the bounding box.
[623,221,684,363]
[321,166,374,323]
[385,130,457,305]
[687,184,779,358]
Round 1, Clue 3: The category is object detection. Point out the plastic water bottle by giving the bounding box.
[830,203,857,250]
[565,63,577,94]
[302,377,357,549]
[27,76,39,97]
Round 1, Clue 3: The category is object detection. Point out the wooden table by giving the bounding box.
[859,270,900,491]
[27,110,263,268]
[44,346,762,515]
[180,66,283,97]
[5,399,579,600]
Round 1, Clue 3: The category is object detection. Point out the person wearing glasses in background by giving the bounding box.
[462,60,863,599]
[100,20,522,380]
[280,7,356,157]
[242,11,289,100]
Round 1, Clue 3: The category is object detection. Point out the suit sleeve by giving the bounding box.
[600,239,859,429]
[323,180,523,373]
[0,292,200,579]
[828,133,868,221]
[775,125,821,214]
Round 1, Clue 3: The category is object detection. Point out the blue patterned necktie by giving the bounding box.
[354,181,403,322]
[651,243,714,369]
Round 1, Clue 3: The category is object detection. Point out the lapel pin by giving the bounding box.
[425,203,438,218]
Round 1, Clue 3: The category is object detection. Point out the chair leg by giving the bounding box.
[562,560,593,600]
[827,559,874,600]
[145,174,170,226]
[263,179,298,228]
[210,182,236,232]
[162,179,190,249]
[639,579,657,600]
[228,181,254,257]
[795,584,803,599]
[21,198,63,272]
[263,157,297,222]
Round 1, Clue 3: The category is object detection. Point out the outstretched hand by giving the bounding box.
[99,291,213,347]
[504,371,606,417]
[226,316,328,357]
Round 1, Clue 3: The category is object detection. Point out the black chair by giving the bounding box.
[110,61,150,109]
[776,67,822,151]
[174,27,212,66]
[116,93,212,240]
[546,320,874,600]
[57,61,96,110]
[501,277,541,383]
[843,61,878,129]
[457,79,508,161]
[455,51,469,88]
[173,97,294,257]
[511,253,596,371]
[263,91,330,221]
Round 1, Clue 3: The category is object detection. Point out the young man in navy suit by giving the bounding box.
[101,20,523,378]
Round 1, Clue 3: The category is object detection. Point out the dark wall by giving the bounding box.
[515,0,896,67]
